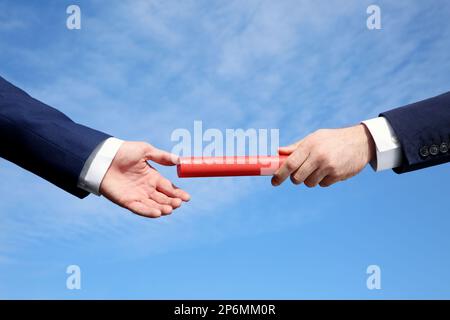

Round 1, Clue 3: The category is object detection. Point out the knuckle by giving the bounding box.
[323,164,333,173]
[285,159,298,171]
[322,160,336,173]
[143,142,154,151]
[295,145,308,158]
[315,153,327,164]
[329,168,339,177]
[329,165,342,176]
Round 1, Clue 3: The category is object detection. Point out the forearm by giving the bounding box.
[0,76,110,198]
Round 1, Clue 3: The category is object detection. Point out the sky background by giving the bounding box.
[0,0,449,299]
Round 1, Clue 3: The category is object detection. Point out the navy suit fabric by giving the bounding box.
[0,76,109,198]
[381,91,450,173]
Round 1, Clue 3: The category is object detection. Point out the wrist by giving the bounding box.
[355,124,376,164]
[78,137,124,196]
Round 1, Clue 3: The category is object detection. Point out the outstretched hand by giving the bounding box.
[100,141,190,218]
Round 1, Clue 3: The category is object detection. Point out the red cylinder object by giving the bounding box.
[177,155,288,178]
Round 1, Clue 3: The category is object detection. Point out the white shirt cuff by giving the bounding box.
[77,137,124,195]
[362,117,402,171]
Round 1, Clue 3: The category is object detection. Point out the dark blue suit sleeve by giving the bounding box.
[0,76,110,198]
[380,91,450,173]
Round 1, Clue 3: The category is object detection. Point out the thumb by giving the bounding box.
[278,141,301,155]
[144,144,179,166]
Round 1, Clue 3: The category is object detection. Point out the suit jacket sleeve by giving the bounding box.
[0,76,110,198]
[380,91,450,173]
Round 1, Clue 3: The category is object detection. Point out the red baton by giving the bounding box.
[177,155,288,178]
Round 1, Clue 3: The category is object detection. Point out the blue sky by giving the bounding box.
[0,0,449,299]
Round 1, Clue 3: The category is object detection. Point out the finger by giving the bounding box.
[303,168,328,188]
[278,141,301,155]
[157,178,191,202]
[145,144,179,166]
[171,198,182,209]
[272,146,309,186]
[149,190,182,208]
[142,198,173,215]
[290,158,317,185]
[128,201,162,218]
[319,175,339,187]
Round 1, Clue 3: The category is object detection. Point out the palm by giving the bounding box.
[100,142,190,218]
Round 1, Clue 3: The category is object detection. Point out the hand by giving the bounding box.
[272,124,375,188]
[100,141,190,218]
